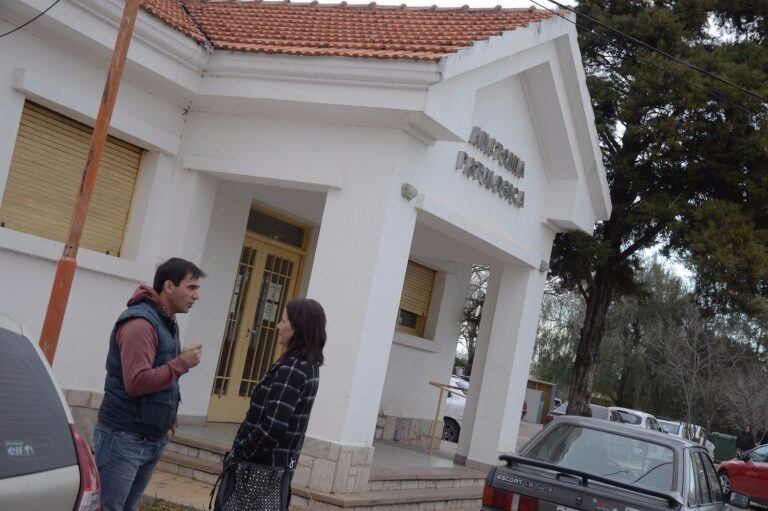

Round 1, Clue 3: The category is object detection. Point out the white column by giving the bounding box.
[306,163,417,447]
[457,263,547,467]
[455,265,501,462]
[125,155,218,267]
[178,180,253,418]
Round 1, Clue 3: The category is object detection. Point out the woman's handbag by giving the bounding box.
[209,451,294,511]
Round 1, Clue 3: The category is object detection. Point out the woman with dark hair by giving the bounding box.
[216,298,325,511]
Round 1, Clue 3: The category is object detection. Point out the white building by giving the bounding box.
[0,0,610,494]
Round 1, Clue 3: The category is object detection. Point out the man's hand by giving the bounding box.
[180,343,203,368]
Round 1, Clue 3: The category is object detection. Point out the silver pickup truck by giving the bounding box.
[482,416,750,511]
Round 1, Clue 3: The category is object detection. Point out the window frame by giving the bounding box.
[690,448,714,505]
[699,451,724,503]
[395,260,437,338]
[0,101,143,257]
[686,450,702,506]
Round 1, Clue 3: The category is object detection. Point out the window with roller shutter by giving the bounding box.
[396,260,436,338]
[0,101,142,256]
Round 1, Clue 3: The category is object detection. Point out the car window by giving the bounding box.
[0,328,77,479]
[699,452,723,502]
[690,449,712,504]
[750,445,768,462]
[613,410,643,425]
[687,451,701,506]
[590,405,610,420]
[659,421,681,435]
[525,424,676,492]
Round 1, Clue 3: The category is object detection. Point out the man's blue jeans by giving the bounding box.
[93,421,168,511]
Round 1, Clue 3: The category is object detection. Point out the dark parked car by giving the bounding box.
[0,315,101,511]
[482,416,751,511]
[718,443,768,506]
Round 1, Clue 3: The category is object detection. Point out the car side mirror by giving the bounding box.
[737,451,750,461]
[729,492,750,509]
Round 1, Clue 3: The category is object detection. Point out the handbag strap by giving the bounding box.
[209,450,237,510]
[208,469,223,510]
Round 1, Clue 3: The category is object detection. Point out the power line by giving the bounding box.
[541,0,767,105]
[529,0,753,114]
[0,0,61,39]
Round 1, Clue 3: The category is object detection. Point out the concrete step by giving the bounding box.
[157,433,226,485]
[146,471,482,511]
[157,450,220,485]
[158,433,486,510]
[367,467,486,491]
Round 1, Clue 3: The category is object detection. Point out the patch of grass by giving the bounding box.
[139,496,204,511]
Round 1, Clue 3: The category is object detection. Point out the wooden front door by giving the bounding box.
[207,234,303,422]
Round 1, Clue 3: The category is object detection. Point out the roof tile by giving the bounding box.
[140,1,559,61]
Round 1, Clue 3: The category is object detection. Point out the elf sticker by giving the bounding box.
[6,440,35,459]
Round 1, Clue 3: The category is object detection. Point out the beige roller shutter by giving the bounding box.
[399,260,436,317]
[0,101,142,256]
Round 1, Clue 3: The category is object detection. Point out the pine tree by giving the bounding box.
[551,0,768,415]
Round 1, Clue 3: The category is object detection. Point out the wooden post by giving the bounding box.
[38,0,141,364]
[429,386,445,456]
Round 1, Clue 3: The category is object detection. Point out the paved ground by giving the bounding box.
[144,472,211,510]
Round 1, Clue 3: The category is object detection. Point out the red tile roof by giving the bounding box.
[141,1,558,61]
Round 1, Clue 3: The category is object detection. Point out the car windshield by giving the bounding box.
[614,410,643,425]
[525,424,676,492]
[659,421,680,435]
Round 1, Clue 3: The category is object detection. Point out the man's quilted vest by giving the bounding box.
[98,301,181,437]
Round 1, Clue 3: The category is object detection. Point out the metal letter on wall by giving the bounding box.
[454,126,526,208]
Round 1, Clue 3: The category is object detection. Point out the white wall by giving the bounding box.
[394,74,559,271]
[177,180,252,418]
[0,237,150,390]
[380,265,471,420]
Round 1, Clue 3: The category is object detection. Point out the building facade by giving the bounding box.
[0,0,610,493]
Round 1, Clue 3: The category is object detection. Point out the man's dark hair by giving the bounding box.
[282,298,326,366]
[153,258,206,293]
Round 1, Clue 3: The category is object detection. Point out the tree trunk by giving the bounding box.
[466,343,475,377]
[615,318,641,406]
[566,264,615,416]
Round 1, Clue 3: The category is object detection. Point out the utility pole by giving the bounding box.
[39,0,141,364]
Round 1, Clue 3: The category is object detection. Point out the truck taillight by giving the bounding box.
[71,425,102,511]
[483,484,538,511]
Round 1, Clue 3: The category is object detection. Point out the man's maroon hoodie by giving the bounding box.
[117,284,190,399]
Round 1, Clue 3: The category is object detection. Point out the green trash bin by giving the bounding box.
[710,432,737,462]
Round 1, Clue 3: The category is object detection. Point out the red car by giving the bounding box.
[718,443,768,506]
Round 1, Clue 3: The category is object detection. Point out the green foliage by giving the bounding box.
[680,200,768,314]
[537,260,766,430]
[536,263,690,418]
